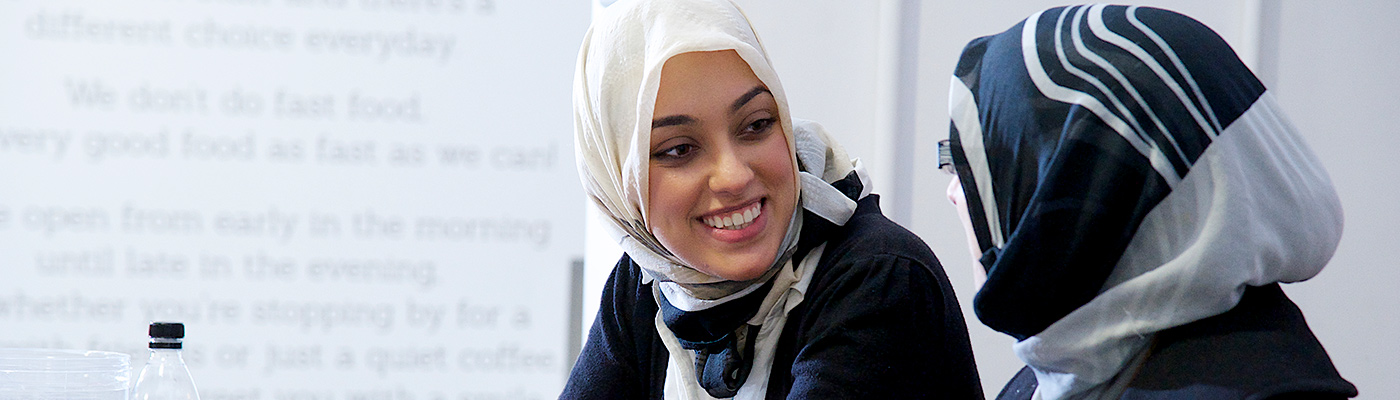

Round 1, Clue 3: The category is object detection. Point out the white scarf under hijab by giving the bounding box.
[573,0,870,397]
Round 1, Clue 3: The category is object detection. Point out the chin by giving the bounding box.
[700,254,773,281]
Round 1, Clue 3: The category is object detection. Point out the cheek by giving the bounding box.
[948,179,977,244]
[947,178,962,206]
[948,178,988,285]
[756,140,796,195]
[763,160,795,195]
[646,169,693,233]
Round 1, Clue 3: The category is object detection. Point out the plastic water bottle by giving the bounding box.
[132,322,201,400]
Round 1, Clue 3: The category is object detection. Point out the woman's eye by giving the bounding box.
[741,118,775,137]
[653,143,696,160]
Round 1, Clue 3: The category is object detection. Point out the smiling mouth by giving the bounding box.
[702,201,762,230]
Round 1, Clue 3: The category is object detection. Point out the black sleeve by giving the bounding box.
[776,254,984,399]
[560,255,661,400]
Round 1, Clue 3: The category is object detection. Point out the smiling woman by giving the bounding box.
[563,0,982,398]
[647,50,797,282]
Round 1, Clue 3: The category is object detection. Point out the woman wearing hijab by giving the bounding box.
[563,0,982,398]
[941,5,1357,399]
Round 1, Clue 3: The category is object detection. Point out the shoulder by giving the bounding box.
[803,196,952,311]
[1121,283,1356,399]
[819,195,942,275]
[773,197,983,398]
[993,367,1037,400]
[602,254,659,323]
[797,195,959,317]
[561,254,665,399]
[608,254,649,293]
[589,254,661,365]
[995,285,1356,400]
[799,196,964,334]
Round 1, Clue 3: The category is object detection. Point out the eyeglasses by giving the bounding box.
[937,139,955,175]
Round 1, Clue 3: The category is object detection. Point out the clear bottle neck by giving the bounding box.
[145,346,187,365]
[135,341,200,400]
[150,337,183,349]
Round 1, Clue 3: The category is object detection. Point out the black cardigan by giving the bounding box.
[995,283,1357,400]
[561,195,985,399]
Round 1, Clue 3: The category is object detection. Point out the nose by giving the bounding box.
[947,176,963,206]
[708,144,755,197]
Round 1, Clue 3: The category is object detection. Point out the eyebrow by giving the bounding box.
[731,86,771,112]
[650,85,772,129]
[652,115,695,129]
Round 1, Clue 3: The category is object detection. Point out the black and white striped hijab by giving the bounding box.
[948,5,1342,399]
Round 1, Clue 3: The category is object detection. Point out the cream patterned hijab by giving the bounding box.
[573,0,865,306]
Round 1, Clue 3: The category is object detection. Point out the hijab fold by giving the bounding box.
[949,5,1342,399]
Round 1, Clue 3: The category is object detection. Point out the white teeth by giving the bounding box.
[703,202,763,230]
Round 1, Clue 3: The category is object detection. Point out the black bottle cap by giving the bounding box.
[149,322,185,339]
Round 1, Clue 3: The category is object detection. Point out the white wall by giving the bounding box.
[1270,1,1400,397]
[1,1,589,398]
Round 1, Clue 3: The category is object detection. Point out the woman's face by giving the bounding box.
[947,176,988,288]
[647,50,797,281]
